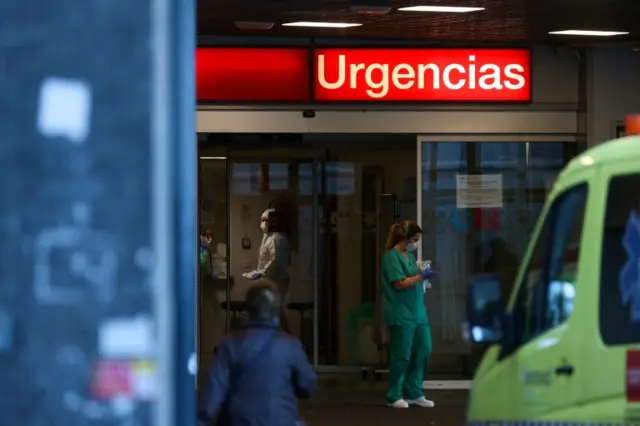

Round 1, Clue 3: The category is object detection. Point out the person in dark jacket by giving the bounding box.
[197,281,317,426]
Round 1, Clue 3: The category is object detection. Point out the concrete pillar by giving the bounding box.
[585,47,640,147]
[0,0,196,424]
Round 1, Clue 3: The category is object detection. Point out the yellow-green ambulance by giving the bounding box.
[465,134,640,424]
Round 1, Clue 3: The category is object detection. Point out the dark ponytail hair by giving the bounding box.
[384,220,422,251]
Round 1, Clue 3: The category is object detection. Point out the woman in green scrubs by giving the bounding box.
[381,220,436,408]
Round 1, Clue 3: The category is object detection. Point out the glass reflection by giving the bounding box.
[231,163,292,194]
[268,163,289,191]
[299,162,355,196]
[420,141,577,373]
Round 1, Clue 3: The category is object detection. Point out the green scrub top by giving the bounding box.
[381,249,428,326]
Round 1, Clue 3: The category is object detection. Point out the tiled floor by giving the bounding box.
[300,380,468,426]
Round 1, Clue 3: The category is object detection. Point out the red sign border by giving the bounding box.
[196,45,533,104]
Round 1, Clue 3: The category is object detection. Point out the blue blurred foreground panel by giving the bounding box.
[0,0,195,425]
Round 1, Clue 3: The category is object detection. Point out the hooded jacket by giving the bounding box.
[197,320,316,426]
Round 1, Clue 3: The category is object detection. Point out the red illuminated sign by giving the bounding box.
[196,48,310,102]
[314,49,530,101]
[196,47,531,102]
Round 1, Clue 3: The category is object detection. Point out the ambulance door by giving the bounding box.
[512,180,589,419]
[583,160,640,421]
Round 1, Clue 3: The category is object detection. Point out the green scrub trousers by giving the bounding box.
[381,249,433,403]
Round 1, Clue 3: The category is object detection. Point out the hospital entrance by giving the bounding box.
[196,133,578,383]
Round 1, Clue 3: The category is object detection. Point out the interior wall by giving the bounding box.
[530,45,579,104]
[586,47,640,147]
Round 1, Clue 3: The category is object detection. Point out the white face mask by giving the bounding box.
[260,221,268,233]
[406,241,418,252]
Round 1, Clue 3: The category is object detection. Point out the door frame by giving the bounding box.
[415,134,578,383]
[313,154,366,374]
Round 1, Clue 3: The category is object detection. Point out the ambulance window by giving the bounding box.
[600,173,640,345]
[516,183,587,343]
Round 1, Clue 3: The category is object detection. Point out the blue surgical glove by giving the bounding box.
[200,236,210,249]
[420,268,436,280]
[251,272,264,280]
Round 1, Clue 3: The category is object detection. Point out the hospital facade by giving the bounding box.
[195,43,640,382]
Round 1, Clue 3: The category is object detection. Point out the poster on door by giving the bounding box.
[455,174,503,208]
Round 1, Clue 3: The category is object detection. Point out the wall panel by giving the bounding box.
[197,110,578,134]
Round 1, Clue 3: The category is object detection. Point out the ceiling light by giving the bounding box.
[549,30,629,36]
[350,5,392,15]
[397,5,485,12]
[200,157,226,160]
[282,21,362,28]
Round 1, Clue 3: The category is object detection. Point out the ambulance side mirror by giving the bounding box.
[464,274,504,345]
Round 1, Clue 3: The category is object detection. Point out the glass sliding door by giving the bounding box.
[196,137,229,388]
[199,134,328,371]
[417,141,473,376]
[416,137,578,377]
[312,134,417,372]
[227,150,317,346]
[198,135,317,368]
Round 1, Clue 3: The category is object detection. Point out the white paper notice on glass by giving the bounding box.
[456,174,503,208]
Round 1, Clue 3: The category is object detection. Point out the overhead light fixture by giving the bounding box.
[282,21,362,28]
[200,156,226,160]
[548,30,629,36]
[397,5,485,12]
[350,5,392,15]
[234,21,274,30]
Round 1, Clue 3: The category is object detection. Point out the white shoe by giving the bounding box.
[388,399,409,408]
[406,396,435,407]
